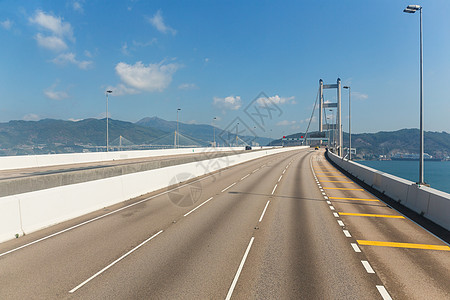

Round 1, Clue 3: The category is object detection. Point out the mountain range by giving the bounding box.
[0,117,448,159]
[0,117,272,156]
[269,129,450,159]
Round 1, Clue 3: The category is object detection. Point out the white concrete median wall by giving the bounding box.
[327,151,450,231]
[0,147,250,171]
[0,146,307,243]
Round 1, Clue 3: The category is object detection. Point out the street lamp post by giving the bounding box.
[343,86,351,160]
[329,109,335,152]
[404,4,424,184]
[236,122,239,146]
[213,117,217,147]
[105,90,112,152]
[176,108,181,148]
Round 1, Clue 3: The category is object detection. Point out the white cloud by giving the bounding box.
[51,52,93,69]
[213,96,242,111]
[178,83,198,90]
[1,19,12,30]
[277,120,296,126]
[147,10,176,35]
[121,42,129,55]
[353,92,368,100]
[35,33,68,51]
[44,89,69,100]
[72,1,84,13]
[133,39,157,47]
[23,113,40,121]
[84,50,93,58]
[121,39,157,56]
[300,116,317,124]
[44,82,69,100]
[115,61,179,93]
[105,83,139,96]
[256,95,295,106]
[29,10,74,41]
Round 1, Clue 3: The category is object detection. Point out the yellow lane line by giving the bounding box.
[323,187,364,191]
[357,240,450,251]
[319,180,354,183]
[329,197,379,202]
[315,172,341,174]
[317,175,347,178]
[339,212,404,219]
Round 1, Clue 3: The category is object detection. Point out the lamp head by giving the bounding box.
[404,5,421,13]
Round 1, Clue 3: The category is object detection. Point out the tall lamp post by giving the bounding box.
[213,117,217,147]
[236,122,239,146]
[404,4,424,184]
[176,108,181,148]
[343,86,351,160]
[105,90,112,152]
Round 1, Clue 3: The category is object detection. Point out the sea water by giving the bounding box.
[357,160,450,194]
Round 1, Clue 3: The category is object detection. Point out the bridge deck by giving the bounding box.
[0,149,448,299]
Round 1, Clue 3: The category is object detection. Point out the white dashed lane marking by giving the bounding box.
[361,260,375,274]
[351,243,361,253]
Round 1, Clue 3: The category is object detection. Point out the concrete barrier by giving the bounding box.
[0,146,307,243]
[0,196,22,243]
[0,147,251,171]
[327,151,450,231]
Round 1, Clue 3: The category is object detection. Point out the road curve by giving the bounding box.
[0,148,448,299]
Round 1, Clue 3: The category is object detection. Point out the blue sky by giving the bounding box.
[0,0,449,139]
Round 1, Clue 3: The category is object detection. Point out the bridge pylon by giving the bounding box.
[319,78,342,157]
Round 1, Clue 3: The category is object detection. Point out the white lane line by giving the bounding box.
[252,169,259,173]
[329,206,335,210]
[225,237,255,300]
[376,285,393,300]
[338,220,345,227]
[343,230,351,237]
[0,183,187,258]
[222,182,236,193]
[241,174,250,181]
[183,197,214,217]
[271,184,278,195]
[259,200,270,222]
[361,260,375,274]
[278,175,283,182]
[0,154,277,258]
[333,212,339,218]
[282,169,286,174]
[326,201,331,205]
[69,230,163,293]
[351,243,361,253]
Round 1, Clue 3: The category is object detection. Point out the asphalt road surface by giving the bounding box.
[0,148,448,299]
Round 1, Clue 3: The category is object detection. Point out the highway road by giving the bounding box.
[0,148,449,299]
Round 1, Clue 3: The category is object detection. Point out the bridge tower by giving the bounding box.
[319,78,342,157]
